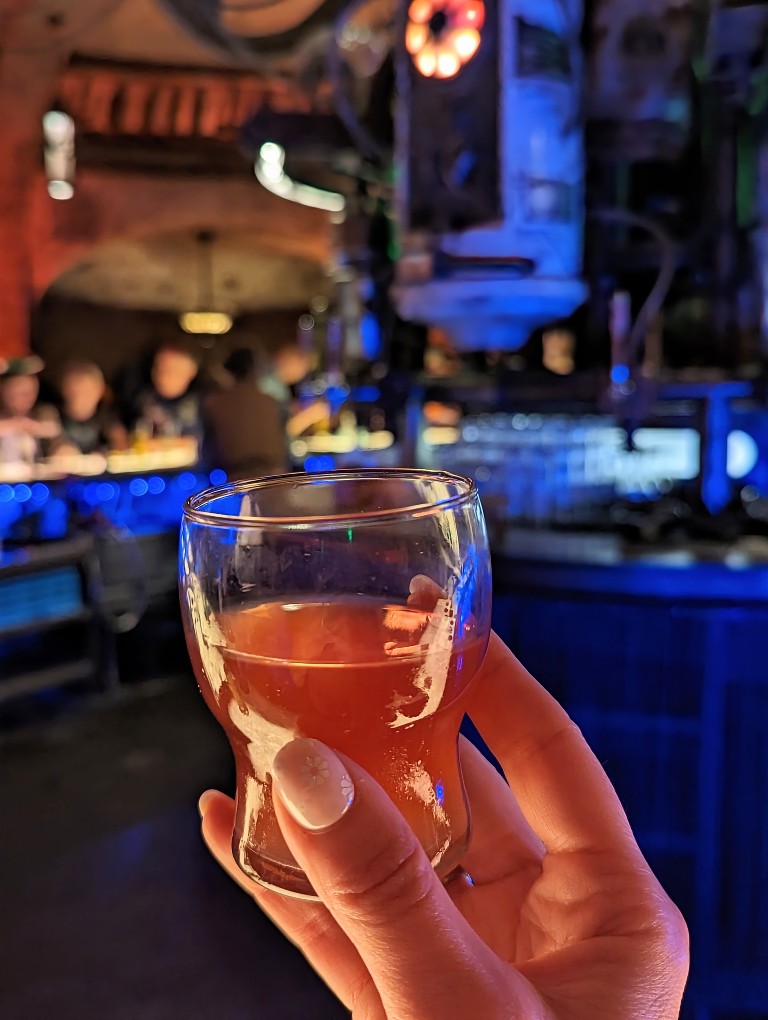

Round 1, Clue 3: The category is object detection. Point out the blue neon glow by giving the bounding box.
[0,469,225,542]
[351,385,381,403]
[435,781,445,807]
[324,385,350,413]
[129,478,149,497]
[360,313,382,360]
[83,482,101,505]
[611,364,630,385]
[209,469,227,486]
[305,455,335,473]
[96,482,116,502]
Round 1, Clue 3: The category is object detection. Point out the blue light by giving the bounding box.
[360,313,382,359]
[324,385,349,412]
[0,484,13,503]
[209,469,227,486]
[611,364,630,385]
[305,455,335,473]
[147,476,165,494]
[129,478,149,497]
[30,483,49,503]
[351,385,381,403]
[435,781,445,807]
[84,482,101,505]
[40,499,69,540]
[14,484,32,503]
[178,472,197,491]
[96,482,116,502]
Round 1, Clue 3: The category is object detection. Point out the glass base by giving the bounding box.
[232,826,470,901]
[236,840,317,899]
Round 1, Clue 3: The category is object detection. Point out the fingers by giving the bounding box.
[458,738,544,884]
[271,737,526,1020]
[468,633,638,858]
[199,790,376,1012]
[407,574,444,609]
[451,741,544,961]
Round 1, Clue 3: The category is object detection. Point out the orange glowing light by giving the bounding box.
[408,0,433,24]
[407,0,485,78]
[436,50,461,78]
[452,28,480,60]
[458,0,484,29]
[415,45,438,77]
[406,21,429,55]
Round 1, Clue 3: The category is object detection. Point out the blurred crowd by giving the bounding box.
[0,342,328,480]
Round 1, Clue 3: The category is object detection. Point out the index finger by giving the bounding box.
[199,790,374,1012]
[467,633,637,857]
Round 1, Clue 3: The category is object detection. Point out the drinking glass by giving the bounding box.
[180,469,491,899]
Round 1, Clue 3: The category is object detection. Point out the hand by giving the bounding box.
[0,416,39,436]
[25,416,61,439]
[286,400,330,438]
[200,634,689,1019]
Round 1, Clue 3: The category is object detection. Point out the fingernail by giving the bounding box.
[198,790,216,818]
[272,738,355,832]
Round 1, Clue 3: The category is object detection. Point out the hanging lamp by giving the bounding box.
[179,230,233,335]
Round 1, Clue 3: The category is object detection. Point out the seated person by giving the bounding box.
[203,348,288,480]
[259,344,329,438]
[131,343,202,441]
[51,361,128,457]
[0,356,60,465]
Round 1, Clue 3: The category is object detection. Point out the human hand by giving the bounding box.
[0,416,37,436]
[200,634,689,1019]
[25,416,61,439]
[286,400,331,438]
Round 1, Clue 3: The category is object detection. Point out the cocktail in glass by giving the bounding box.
[180,469,491,898]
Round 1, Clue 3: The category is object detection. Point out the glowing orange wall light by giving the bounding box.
[406,0,485,79]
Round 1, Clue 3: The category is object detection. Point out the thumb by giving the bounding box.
[271,738,518,1020]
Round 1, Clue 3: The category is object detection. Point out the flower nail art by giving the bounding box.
[274,738,356,831]
[301,755,330,787]
[340,774,354,805]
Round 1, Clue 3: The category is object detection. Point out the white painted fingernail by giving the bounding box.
[272,738,355,832]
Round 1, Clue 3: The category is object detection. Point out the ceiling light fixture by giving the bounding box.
[179,230,233,335]
[255,142,346,214]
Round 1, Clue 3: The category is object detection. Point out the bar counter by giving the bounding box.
[494,527,768,601]
[491,527,768,1019]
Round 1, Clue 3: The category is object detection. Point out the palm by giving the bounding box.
[444,738,684,1019]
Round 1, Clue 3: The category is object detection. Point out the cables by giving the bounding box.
[590,207,678,363]
[327,0,393,164]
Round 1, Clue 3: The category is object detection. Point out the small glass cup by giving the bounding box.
[180,469,491,898]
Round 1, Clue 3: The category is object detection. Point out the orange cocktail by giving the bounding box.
[181,471,491,898]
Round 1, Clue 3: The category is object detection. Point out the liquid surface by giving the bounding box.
[186,595,486,896]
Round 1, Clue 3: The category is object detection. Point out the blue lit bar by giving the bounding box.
[2,1,768,1017]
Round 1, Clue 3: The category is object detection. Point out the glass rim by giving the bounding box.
[182,469,477,530]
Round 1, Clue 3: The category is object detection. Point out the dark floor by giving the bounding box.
[0,678,345,1020]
